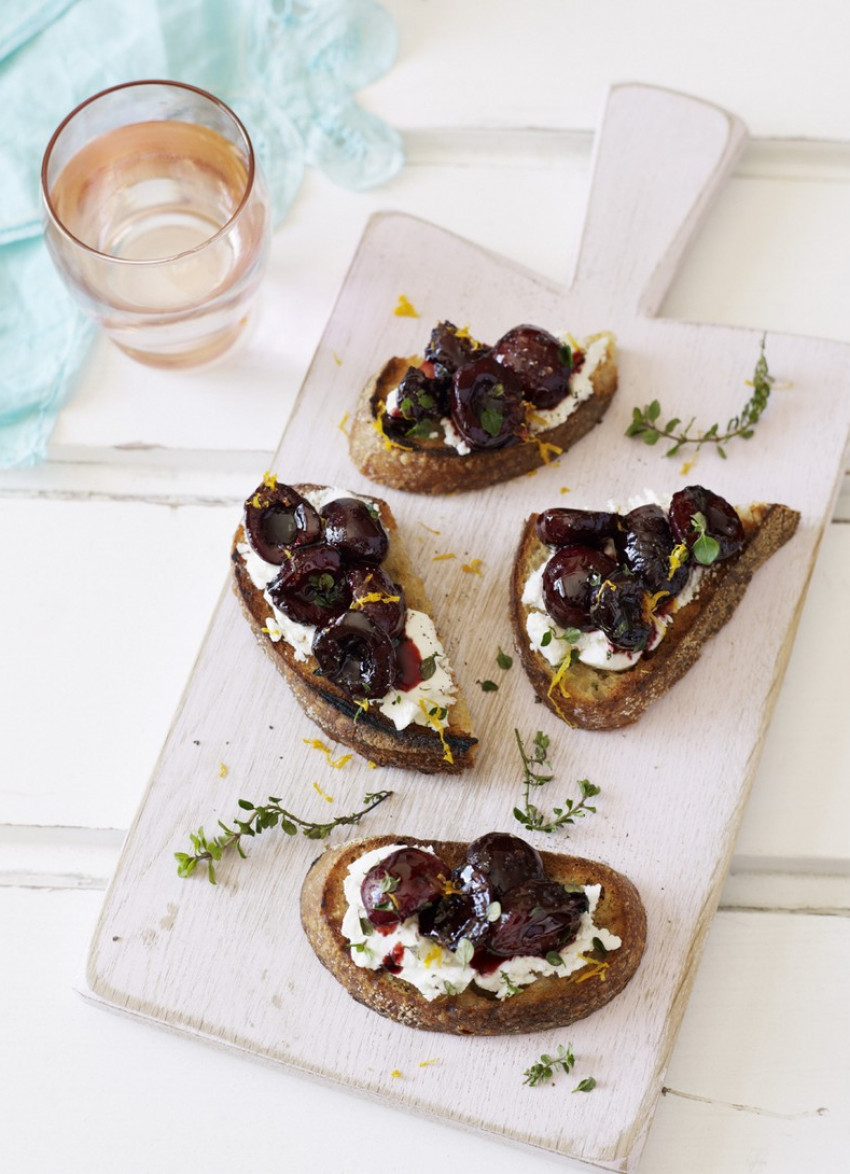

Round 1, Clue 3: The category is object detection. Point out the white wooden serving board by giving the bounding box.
[85,86,850,1171]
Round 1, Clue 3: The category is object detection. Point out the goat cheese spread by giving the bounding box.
[238,487,456,731]
[341,844,621,1002]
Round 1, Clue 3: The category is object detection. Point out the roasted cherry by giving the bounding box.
[243,481,321,564]
[312,611,397,700]
[535,507,620,550]
[669,485,745,561]
[619,504,689,596]
[386,366,448,428]
[542,544,618,629]
[361,846,449,927]
[464,832,545,897]
[267,545,351,626]
[321,498,389,565]
[419,864,494,951]
[588,570,654,652]
[450,356,524,450]
[346,564,406,638]
[487,880,589,958]
[490,324,572,410]
[424,321,487,384]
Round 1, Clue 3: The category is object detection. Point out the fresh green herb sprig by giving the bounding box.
[625,336,774,458]
[513,730,600,834]
[523,1043,575,1086]
[175,790,393,884]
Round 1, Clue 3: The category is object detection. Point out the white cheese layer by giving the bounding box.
[522,490,706,673]
[238,487,456,730]
[341,844,622,1003]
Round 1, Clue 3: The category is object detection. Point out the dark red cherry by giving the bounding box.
[424,321,488,384]
[267,545,351,626]
[542,544,618,630]
[346,564,406,638]
[419,864,494,951]
[312,611,397,700]
[321,498,389,565]
[450,356,524,450]
[390,365,449,422]
[536,507,621,549]
[588,571,654,652]
[669,485,745,561]
[244,481,321,564]
[464,833,545,898]
[619,504,689,596]
[361,847,450,927]
[487,881,589,958]
[490,324,572,409]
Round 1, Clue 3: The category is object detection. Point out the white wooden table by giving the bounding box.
[3,4,850,1170]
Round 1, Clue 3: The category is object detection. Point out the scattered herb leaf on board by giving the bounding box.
[523,1043,575,1086]
[625,336,774,458]
[513,730,600,834]
[175,790,393,883]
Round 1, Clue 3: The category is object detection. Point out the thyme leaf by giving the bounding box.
[523,1043,575,1086]
[625,336,774,457]
[175,790,393,883]
[513,730,600,834]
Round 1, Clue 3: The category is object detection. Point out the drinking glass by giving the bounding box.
[41,80,272,368]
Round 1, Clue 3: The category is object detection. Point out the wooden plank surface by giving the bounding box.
[84,88,850,1170]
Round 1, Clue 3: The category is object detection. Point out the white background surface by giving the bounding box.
[3,3,850,1171]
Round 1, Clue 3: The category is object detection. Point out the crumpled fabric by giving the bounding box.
[0,0,402,466]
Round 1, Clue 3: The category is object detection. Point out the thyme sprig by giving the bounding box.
[513,730,600,834]
[625,336,774,458]
[523,1043,575,1086]
[175,790,393,884]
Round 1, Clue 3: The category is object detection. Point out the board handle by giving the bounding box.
[571,84,747,318]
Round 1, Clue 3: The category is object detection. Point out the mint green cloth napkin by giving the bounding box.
[0,0,402,466]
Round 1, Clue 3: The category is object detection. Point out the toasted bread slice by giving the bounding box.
[301,834,646,1035]
[233,485,476,772]
[511,501,801,730]
[348,334,618,495]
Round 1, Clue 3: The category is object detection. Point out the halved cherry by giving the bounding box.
[346,564,406,638]
[321,498,389,565]
[312,611,397,700]
[244,481,321,564]
[619,504,689,596]
[669,485,745,561]
[491,324,572,409]
[450,356,524,450]
[361,847,450,927]
[542,544,618,629]
[588,571,654,652]
[464,832,545,897]
[535,507,620,550]
[267,545,351,626]
[419,864,494,951]
[487,880,589,958]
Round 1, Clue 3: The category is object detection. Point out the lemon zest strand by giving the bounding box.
[418,699,453,765]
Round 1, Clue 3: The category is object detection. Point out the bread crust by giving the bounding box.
[232,486,476,773]
[348,338,618,495]
[510,502,801,730]
[300,834,646,1035]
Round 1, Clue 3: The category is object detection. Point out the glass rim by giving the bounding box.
[40,78,259,266]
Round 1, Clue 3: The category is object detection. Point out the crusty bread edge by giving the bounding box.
[300,834,647,1035]
[348,339,618,495]
[232,486,477,773]
[510,502,802,730]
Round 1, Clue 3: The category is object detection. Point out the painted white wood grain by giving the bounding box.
[373,1,850,140]
[5,887,848,1174]
[83,87,850,1170]
[0,497,237,829]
